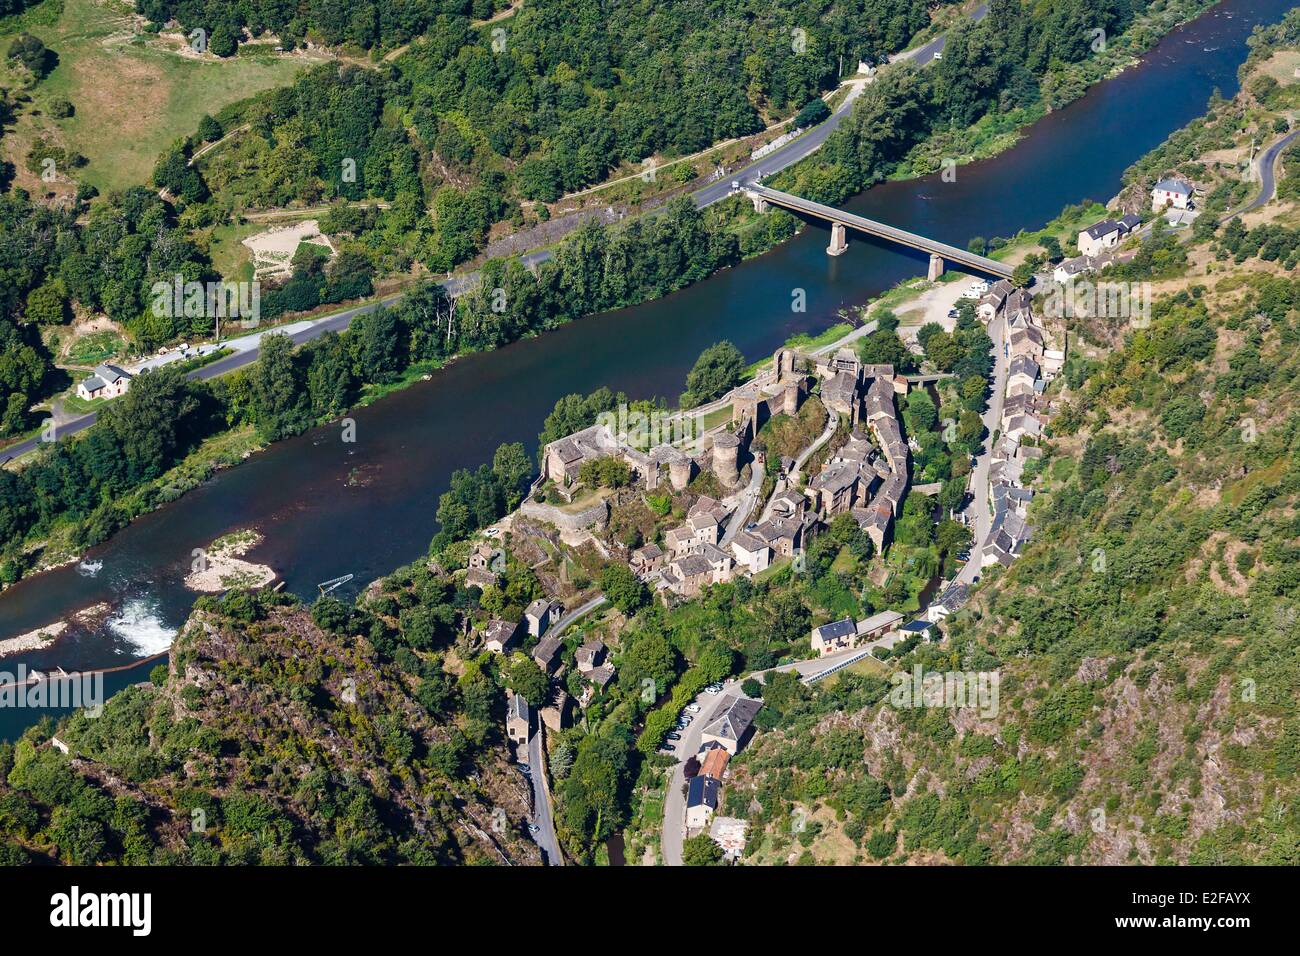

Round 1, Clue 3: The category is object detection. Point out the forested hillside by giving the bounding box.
[783,0,1221,202]
[716,29,1300,864]
[193,0,952,271]
[0,585,541,865]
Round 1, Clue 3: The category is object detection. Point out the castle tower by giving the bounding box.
[783,381,801,416]
[712,433,740,485]
[668,455,694,492]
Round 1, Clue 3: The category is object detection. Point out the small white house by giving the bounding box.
[1151,178,1192,211]
[685,775,720,829]
[76,364,132,401]
[482,619,518,654]
[729,531,771,575]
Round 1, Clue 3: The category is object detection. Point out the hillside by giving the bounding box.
[715,18,1300,866]
[0,587,540,865]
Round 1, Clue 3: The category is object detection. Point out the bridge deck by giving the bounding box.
[748,185,1013,280]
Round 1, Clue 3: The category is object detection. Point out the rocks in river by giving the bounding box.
[185,529,277,593]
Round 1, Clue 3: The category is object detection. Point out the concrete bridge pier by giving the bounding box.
[928,253,944,280]
[752,196,769,214]
[826,222,848,257]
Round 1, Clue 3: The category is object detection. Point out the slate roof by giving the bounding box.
[814,617,857,642]
[701,696,763,746]
[686,775,720,810]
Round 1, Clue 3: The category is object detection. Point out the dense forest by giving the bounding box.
[193,0,951,270]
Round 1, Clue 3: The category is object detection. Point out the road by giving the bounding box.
[520,593,604,865]
[2,293,407,461]
[954,310,1008,586]
[1224,126,1300,221]
[525,726,563,865]
[548,594,607,639]
[2,1,990,467]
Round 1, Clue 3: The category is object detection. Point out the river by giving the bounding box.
[0,0,1289,740]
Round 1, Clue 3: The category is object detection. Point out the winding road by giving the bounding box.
[1224,125,1300,221]
[3,4,991,468]
[521,593,606,866]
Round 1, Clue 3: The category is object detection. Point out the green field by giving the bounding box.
[4,0,316,193]
[64,329,123,365]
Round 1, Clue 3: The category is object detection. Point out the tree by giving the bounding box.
[794,99,831,129]
[681,341,745,408]
[682,833,725,865]
[505,655,550,708]
[22,280,68,325]
[600,562,648,614]
[491,442,533,508]
[196,114,223,143]
[247,333,309,440]
[209,23,239,58]
[6,34,53,80]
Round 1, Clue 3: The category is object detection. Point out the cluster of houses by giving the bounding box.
[475,567,619,748]
[809,350,911,555]
[617,345,914,600]
[682,694,763,836]
[1051,213,1143,282]
[978,286,1060,571]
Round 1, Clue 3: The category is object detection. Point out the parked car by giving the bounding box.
[527,823,540,834]
[517,763,531,775]
[685,704,701,713]
[484,527,500,537]
[666,732,682,741]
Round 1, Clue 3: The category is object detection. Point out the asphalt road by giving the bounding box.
[955,310,1008,587]
[525,726,563,866]
[2,293,407,462]
[1231,127,1300,218]
[520,593,605,866]
[4,4,990,468]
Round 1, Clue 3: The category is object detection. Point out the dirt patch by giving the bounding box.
[242,220,335,279]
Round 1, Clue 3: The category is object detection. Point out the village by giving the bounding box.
[462,230,1094,860]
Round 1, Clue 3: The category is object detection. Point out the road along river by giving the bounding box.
[0,0,1289,740]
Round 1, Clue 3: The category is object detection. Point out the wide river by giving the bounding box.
[0,0,1291,739]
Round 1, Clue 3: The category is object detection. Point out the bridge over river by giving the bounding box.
[743,184,1014,281]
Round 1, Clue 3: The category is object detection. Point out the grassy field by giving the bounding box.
[3,0,316,194]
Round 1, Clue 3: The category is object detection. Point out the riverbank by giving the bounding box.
[0,0,1288,729]
[0,1,1229,594]
[0,603,110,659]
